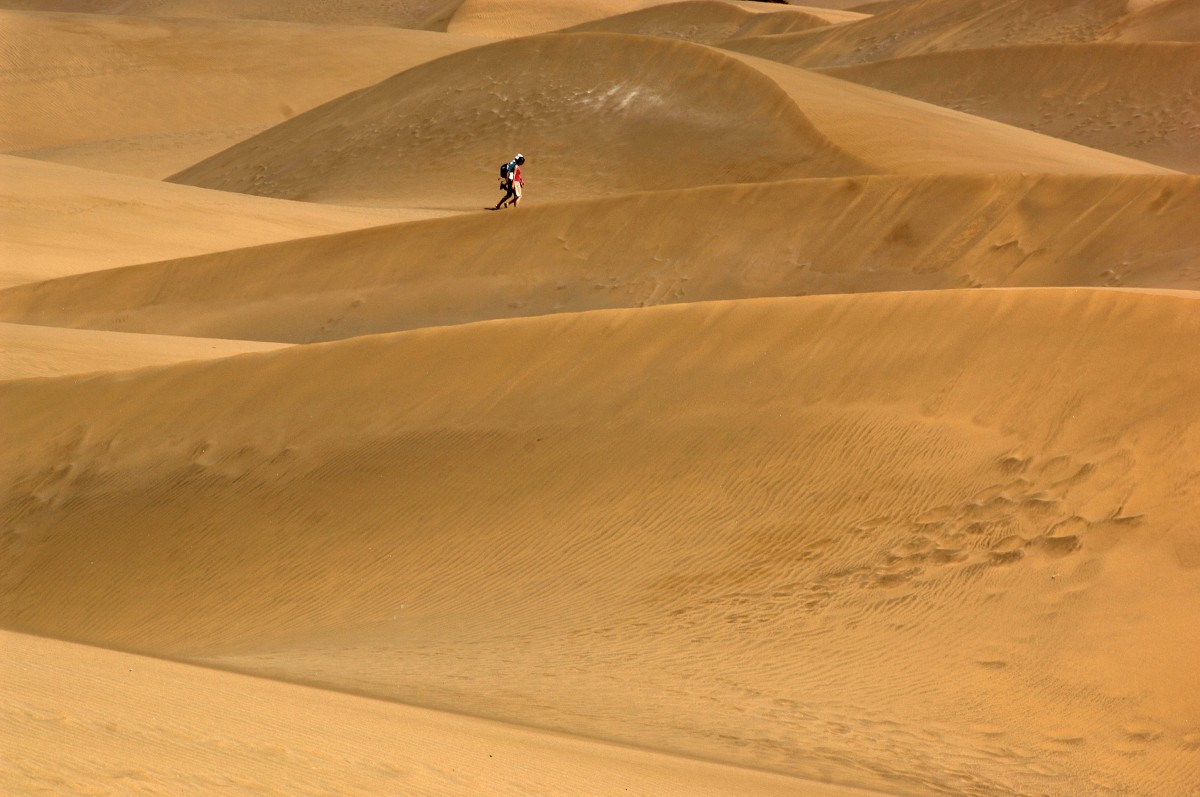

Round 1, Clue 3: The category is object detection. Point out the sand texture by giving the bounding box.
[3,0,1199,794]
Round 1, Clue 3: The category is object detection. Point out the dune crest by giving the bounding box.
[169,32,866,208]
[2,173,1197,341]
[0,155,411,288]
[821,43,1200,172]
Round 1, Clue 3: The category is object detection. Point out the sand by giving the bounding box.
[2,0,1199,794]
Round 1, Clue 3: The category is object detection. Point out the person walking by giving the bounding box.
[493,153,525,210]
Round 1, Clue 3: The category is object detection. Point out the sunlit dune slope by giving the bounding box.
[561,1,847,45]
[3,632,870,797]
[5,173,1195,341]
[728,51,1173,175]
[822,43,1200,173]
[0,155,409,288]
[168,33,867,208]
[0,323,286,380]
[724,0,1144,68]
[1109,0,1200,43]
[2,290,1198,796]
[0,10,485,177]
[0,0,471,30]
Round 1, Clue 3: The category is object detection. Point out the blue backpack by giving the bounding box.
[500,160,515,181]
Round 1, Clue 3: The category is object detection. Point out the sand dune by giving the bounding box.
[570,1,870,38]
[0,155,411,287]
[0,322,286,379]
[725,0,1148,68]
[822,43,1200,172]
[3,631,875,797]
[168,32,1167,211]
[168,33,869,208]
[1109,0,1200,42]
[562,1,858,45]
[4,172,1194,342]
[0,0,472,30]
[5,1,1200,794]
[3,290,1198,795]
[0,10,485,177]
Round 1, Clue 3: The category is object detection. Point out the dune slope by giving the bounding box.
[822,43,1200,173]
[724,0,1138,68]
[0,0,472,30]
[0,323,285,380]
[3,173,1196,341]
[1108,0,1200,43]
[2,631,873,797]
[0,155,410,288]
[169,33,867,208]
[2,290,1198,796]
[564,1,866,44]
[0,10,485,177]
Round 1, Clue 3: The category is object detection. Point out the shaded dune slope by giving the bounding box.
[3,173,1196,342]
[0,155,409,288]
[2,290,1198,796]
[822,43,1200,172]
[724,0,1138,68]
[1108,0,1200,43]
[3,632,869,797]
[0,10,485,177]
[168,33,866,208]
[563,1,867,44]
[0,323,286,380]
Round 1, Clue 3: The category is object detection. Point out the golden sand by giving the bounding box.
[2,1,1198,794]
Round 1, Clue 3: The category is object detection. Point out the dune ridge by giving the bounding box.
[0,9,486,177]
[5,1,1200,794]
[821,42,1200,172]
[4,631,880,797]
[2,172,1195,342]
[0,322,286,379]
[167,32,869,208]
[2,289,1198,795]
[0,155,414,288]
[724,0,1147,68]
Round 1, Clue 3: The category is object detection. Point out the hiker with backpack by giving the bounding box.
[493,153,525,210]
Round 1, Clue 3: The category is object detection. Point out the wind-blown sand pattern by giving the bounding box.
[2,1,1198,795]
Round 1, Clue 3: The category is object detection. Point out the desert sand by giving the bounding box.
[2,1,1198,795]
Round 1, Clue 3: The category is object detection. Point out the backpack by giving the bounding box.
[500,160,515,181]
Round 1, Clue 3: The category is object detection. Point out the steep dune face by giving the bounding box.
[0,155,409,287]
[2,290,1198,795]
[725,0,1135,68]
[169,33,865,208]
[0,10,485,177]
[3,173,1197,341]
[822,43,1200,172]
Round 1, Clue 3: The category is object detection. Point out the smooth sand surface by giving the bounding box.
[0,155,414,287]
[3,291,1199,795]
[0,10,486,177]
[2,630,878,796]
[3,0,1199,794]
[168,32,1169,210]
[2,173,1197,341]
[822,43,1200,172]
[0,322,286,379]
